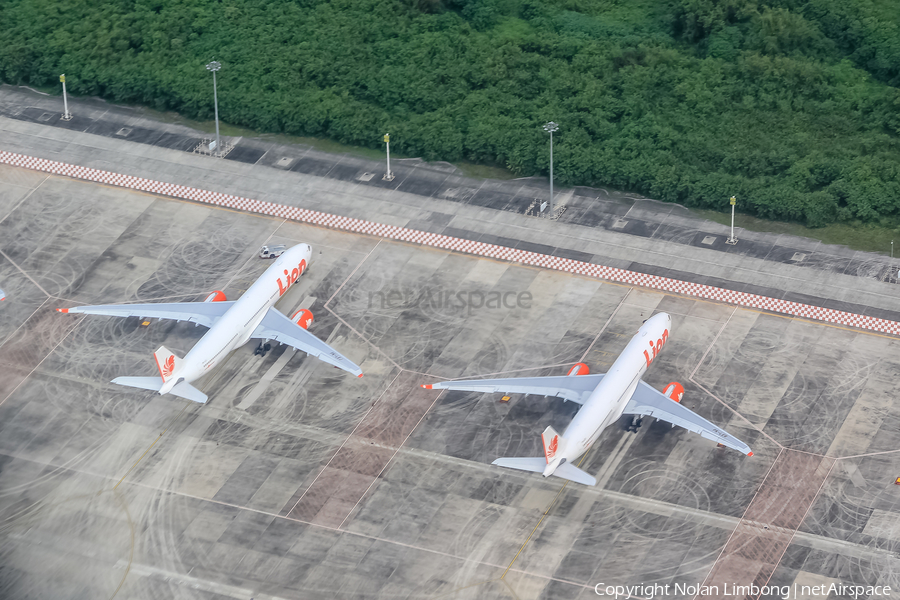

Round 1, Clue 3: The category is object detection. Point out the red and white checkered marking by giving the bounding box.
[4,150,899,335]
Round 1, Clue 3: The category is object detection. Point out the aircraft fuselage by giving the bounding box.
[548,312,671,472]
[160,244,311,393]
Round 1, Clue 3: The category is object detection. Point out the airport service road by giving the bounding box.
[1,166,899,599]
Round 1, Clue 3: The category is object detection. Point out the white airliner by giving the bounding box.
[422,312,751,485]
[58,244,362,403]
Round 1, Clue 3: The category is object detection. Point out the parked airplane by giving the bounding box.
[422,312,751,485]
[57,244,362,403]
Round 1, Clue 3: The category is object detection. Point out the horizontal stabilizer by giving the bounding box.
[492,457,546,473]
[112,376,161,392]
[491,457,597,486]
[554,462,597,486]
[112,376,208,404]
[169,381,208,403]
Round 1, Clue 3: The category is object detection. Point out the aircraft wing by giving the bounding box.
[58,301,235,328]
[624,381,752,455]
[252,308,363,377]
[423,374,605,405]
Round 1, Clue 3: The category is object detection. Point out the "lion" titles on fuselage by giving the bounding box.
[643,328,669,368]
[276,259,307,296]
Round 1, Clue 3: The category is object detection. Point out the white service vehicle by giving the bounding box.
[58,244,362,403]
[422,312,751,485]
[259,244,286,259]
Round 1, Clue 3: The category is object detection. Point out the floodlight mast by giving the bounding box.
[383,133,394,181]
[543,122,559,216]
[60,74,72,121]
[206,60,222,156]
[726,196,738,245]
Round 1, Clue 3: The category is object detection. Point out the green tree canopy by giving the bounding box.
[1,0,898,227]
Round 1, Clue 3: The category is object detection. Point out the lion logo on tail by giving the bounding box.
[162,355,175,379]
[547,435,558,459]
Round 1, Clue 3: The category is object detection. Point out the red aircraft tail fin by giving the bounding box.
[541,426,565,464]
[153,346,182,383]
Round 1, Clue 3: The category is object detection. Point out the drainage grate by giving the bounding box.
[701,236,717,245]
[275,157,293,168]
[357,172,375,182]
[116,128,132,137]
[791,252,807,262]
[612,219,628,229]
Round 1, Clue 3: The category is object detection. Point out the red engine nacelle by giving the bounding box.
[204,290,227,303]
[662,381,684,403]
[292,308,314,330]
[567,362,590,376]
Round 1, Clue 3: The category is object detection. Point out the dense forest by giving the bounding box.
[1,0,898,227]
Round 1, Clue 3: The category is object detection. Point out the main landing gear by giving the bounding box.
[626,416,644,433]
[254,341,272,357]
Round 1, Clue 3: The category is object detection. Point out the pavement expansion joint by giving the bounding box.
[320,240,405,372]
[109,475,560,591]
[3,150,900,337]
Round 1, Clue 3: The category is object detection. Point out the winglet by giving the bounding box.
[748,452,753,457]
[57,308,69,313]
[421,384,433,389]
[357,373,363,378]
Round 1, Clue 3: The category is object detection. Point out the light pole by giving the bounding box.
[726,196,738,245]
[893,240,897,280]
[543,122,558,216]
[206,60,222,156]
[383,133,394,181]
[60,74,72,121]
